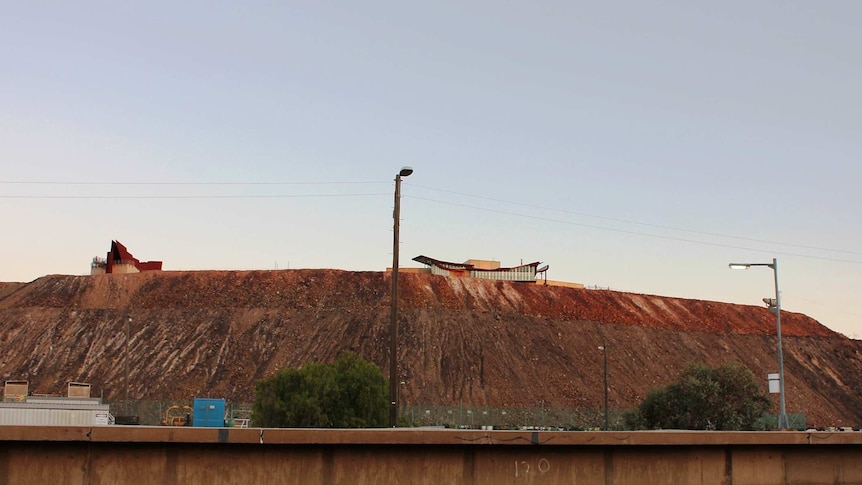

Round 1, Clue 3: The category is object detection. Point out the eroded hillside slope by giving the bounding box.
[0,270,859,426]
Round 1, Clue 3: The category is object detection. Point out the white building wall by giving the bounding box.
[430,266,450,277]
[470,267,536,282]
[0,408,100,425]
[0,400,112,426]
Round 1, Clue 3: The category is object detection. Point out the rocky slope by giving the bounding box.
[0,270,859,427]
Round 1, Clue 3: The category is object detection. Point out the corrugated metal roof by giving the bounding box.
[412,255,541,272]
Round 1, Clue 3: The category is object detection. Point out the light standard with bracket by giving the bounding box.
[125,316,131,416]
[390,166,413,427]
[598,344,609,430]
[729,258,788,429]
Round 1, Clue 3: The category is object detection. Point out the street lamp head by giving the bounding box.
[399,166,414,177]
[729,261,776,270]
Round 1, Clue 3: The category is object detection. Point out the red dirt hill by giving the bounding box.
[0,270,859,427]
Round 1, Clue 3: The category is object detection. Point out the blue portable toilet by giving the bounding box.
[192,398,226,427]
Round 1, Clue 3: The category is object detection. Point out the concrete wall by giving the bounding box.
[1,427,861,485]
[541,279,586,289]
[109,263,140,274]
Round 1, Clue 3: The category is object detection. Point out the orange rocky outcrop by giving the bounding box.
[0,270,859,426]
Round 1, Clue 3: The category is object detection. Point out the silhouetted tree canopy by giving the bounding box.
[252,350,388,428]
[626,362,771,431]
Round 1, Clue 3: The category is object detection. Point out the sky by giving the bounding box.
[1,2,860,338]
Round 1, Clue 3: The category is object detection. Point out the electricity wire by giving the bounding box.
[0,193,388,199]
[405,195,862,265]
[410,184,862,257]
[2,179,858,263]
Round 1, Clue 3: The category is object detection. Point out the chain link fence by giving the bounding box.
[106,399,624,429]
[106,399,253,427]
[400,405,625,430]
[756,413,807,431]
[105,399,803,431]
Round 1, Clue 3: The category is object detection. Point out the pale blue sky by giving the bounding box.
[2,2,860,338]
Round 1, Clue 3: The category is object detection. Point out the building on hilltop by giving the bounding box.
[398,255,584,288]
[90,240,162,275]
[411,255,544,283]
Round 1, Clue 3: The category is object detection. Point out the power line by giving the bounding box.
[0,181,389,186]
[405,195,862,265]
[0,193,389,199]
[4,179,858,262]
[0,180,391,199]
[410,184,862,257]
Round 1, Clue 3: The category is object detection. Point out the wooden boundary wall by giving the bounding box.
[1,427,861,484]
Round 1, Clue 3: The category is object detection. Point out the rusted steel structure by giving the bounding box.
[2,427,861,484]
[413,255,541,282]
[91,240,162,274]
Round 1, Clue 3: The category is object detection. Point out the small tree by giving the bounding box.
[252,351,388,428]
[630,362,770,431]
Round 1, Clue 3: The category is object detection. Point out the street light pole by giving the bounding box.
[125,316,131,416]
[729,258,788,429]
[390,166,413,428]
[770,259,788,429]
[598,344,609,430]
